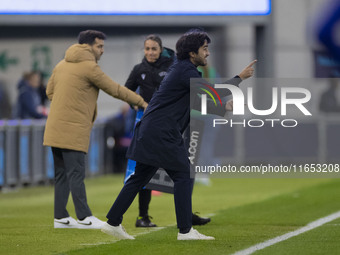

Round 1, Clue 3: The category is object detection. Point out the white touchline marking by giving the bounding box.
[232,210,340,255]
[81,213,213,246]
[81,241,118,246]
[80,226,167,246]
[133,227,166,236]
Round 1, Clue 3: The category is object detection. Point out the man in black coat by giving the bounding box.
[102,29,256,240]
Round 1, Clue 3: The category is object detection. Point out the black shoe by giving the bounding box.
[192,212,211,226]
[135,215,157,227]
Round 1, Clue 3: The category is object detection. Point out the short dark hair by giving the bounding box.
[176,28,211,60]
[144,34,163,49]
[78,30,106,45]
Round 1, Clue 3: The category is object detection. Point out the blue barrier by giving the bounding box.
[45,147,54,180]
[1,117,338,190]
[19,119,31,184]
[0,119,106,188]
[89,130,100,175]
[88,121,105,176]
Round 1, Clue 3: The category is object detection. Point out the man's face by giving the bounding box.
[190,40,210,67]
[91,38,104,61]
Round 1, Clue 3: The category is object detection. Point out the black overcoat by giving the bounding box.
[126,59,241,171]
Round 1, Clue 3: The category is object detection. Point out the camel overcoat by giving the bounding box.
[43,44,146,153]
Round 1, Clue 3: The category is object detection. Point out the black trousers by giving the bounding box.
[52,147,92,220]
[138,189,151,217]
[107,162,194,230]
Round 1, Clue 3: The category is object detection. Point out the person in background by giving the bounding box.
[317,0,340,61]
[37,71,48,107]
[13,71,47,119]
[43,30,147,229]
[313,0,340,110]
[103,104,136,174]
[319,78,340,113]
[112,104,136,173]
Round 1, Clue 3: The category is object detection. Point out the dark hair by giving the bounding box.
[78,30,106,45]
[144,34,163,49]
[176,28,211,60]
[23,71,40,81]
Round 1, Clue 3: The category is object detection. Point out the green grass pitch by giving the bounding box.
[1,175,340,255]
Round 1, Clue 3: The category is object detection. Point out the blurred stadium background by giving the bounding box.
[1,0,339,186]
[0,0,335,118]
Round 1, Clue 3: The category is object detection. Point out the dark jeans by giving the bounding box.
[107,162,194,230]
[52,147,92,220]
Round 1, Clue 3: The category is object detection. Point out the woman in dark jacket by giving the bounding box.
[125,35,175,104]
[14,71,47,119]
[124,35,175,227]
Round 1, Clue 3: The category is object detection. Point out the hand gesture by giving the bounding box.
[225,99,233,111]
[142,102,148,110]
[238,60,257,80]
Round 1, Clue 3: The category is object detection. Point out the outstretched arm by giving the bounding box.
[238,60,257,80]
[222,60,257,112]
[91,65,148,110]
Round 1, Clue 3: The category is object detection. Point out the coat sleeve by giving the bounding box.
[46,71,55,101]
[90,64,147,108]
[191,75,243,117]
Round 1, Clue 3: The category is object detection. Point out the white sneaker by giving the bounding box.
[54,216,78,229]
[77,216,105,229]
[101,223,135,240]
[177,228,215,240]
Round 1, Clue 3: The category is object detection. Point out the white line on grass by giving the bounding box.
[133,226,166,236]
[81,213,215,246]
[81,213,216,246]
[232,210,340,255]
[80,226,167,246]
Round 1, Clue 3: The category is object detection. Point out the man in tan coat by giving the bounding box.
[44,30,147,229]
